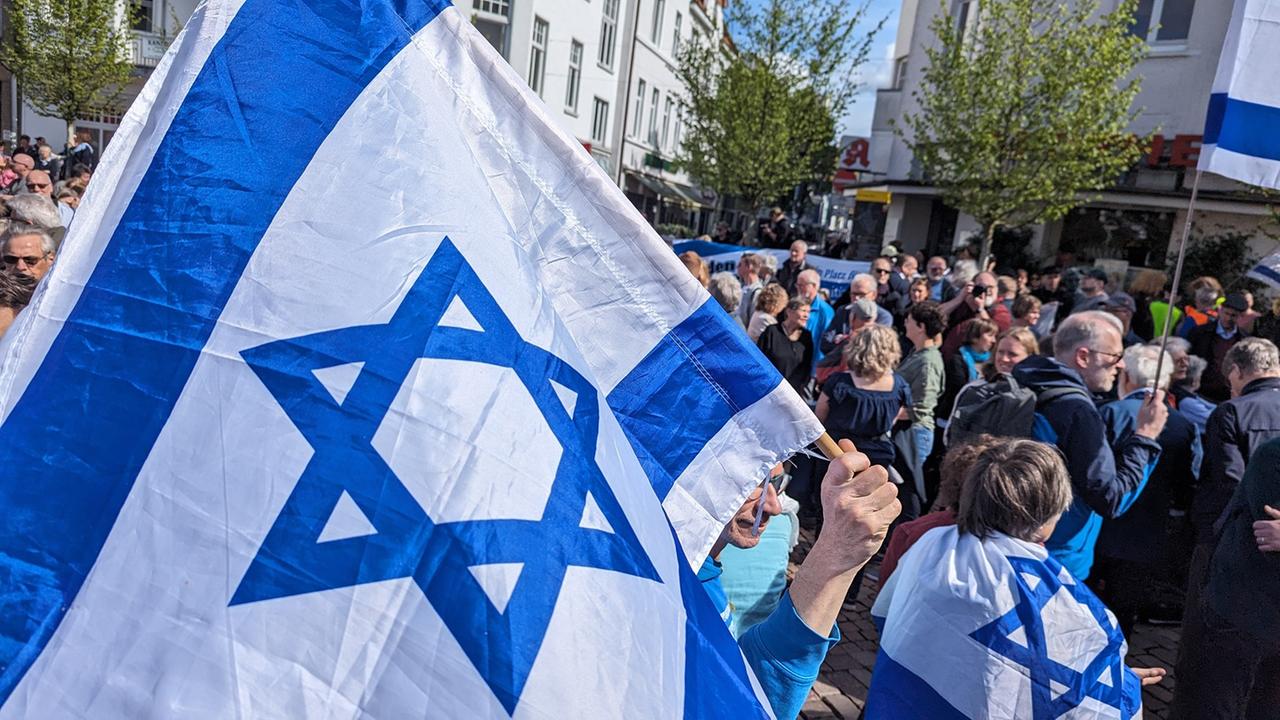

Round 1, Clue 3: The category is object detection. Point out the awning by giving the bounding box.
[627,173,713,208]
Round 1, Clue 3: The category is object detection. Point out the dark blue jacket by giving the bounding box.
[1192,376,1280,544]
[1097,391,1200,564]
[1012,356,1162,579]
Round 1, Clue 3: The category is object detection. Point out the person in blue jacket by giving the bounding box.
[699,440,900,719]
[1011,311,1167,580]
[1095,343,1201,637]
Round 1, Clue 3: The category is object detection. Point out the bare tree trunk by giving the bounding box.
[979,222,997,273]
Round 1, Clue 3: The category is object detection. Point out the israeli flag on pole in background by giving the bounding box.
[866,528,1144,719]
[1199,0,1280,189]
[1248,249,1280,289]
[0,0,822,716]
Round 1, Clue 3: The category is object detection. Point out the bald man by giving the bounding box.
[23,169,52,198]
[4,154,33,194]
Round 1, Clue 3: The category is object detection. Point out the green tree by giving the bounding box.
[675,0,883,219]
[899,0,1148,265]
[1,0,135,147]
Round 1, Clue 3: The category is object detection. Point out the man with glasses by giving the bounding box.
[3,153,34,195]
[1011,310,1168,580]
[823,274,892,359]
[1,223,57,282]
[870,256,909,319]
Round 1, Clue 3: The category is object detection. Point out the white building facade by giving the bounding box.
[6,0,727,236]
[865,0,1273,270]
[10,0,199,150]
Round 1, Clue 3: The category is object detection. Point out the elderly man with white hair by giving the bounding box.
[794,268,833,373]
[822,274,891,358]
[1011,310,1168,580]
[1094,344,1202,637]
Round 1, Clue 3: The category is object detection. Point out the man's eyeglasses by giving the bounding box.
[27,182,50,190]
[873,268,891,275]
[3,253,47,267]
[1088,348,1124,364]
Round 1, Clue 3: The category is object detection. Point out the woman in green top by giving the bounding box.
[898,302,947,480]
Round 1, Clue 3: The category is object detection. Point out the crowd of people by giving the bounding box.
[0,133,97,342]
[683,239,1280,717]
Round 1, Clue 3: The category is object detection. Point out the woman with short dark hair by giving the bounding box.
[866,440,1166,717]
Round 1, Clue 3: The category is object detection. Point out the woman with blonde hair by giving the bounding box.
[747,283,789,341]
[990,327,1039,378]
[1127,268,1177,341]
[816,324,911,471]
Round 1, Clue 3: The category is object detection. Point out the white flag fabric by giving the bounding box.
[0,0,822,716]
[1198,0,1280,189]
[866,527,1144,719]
[1248,250,1280,288]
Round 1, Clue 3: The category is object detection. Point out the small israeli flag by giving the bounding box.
[867,527,1144,719]
[0,1,821,716]
[1248,249,1280,288]
[1198,0,1280,189]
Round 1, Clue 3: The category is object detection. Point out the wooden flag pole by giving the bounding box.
[1152,169,1204,394]
[815,432,844,460]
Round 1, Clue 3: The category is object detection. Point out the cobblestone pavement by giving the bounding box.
[789,529,1182,719]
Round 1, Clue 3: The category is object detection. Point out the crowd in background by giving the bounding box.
[0,133,98,341]
[682,238,1280,718]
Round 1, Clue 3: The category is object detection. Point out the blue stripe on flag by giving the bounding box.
[0,0,446,702]
[674,530,769,719]
[864,650,969,720]
[1249,262,1280,288]
[1204,93,1280,161]
[607,298,783,500]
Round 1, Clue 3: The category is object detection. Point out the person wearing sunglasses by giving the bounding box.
[1,222,56,281]
[698,441,899,720]
[1011,310,1168,582]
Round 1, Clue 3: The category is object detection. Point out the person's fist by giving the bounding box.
[1135,390,1169,440]
[816,439,901,574]
[1254,505,1280,553]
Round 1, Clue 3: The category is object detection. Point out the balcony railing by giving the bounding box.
[130,32,167,68]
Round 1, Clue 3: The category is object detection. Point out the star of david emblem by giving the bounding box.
[970,555,1141,719]
[230,238,660,714]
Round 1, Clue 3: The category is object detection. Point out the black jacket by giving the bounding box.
[1187,321,1246,403]
[775,260,813,296]
[1192,376,1280,543]
[1207,437,1280,650]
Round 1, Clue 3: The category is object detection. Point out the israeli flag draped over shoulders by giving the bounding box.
[1199,0,1280,189]
[0,0,821,716]
[866,527,1143,719]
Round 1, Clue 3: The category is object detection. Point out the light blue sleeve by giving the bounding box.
[737,592,840,720]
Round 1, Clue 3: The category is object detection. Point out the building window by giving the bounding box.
[647,88,660,146]
[598,0,619,70]
[955,0,978,44]
[672,12,683,56]
[651,0,665,44]
[566,40,583,112]
[632,79,646,136]
[529,17,549,97]
[473,0,512,59]
[673,109,683,152]
[1132,0,1195,43]
[660,96,673,148]
[892,57,908,89]
[129,0,154,32]
[592,97,609,143]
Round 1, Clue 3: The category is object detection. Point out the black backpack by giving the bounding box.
[945,374,1089,447]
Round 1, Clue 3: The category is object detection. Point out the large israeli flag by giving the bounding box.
[866,527,1144,719]
[0,0,822,716]
[1199,0,1280,189]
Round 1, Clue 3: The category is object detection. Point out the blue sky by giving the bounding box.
[732,0,902,137]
